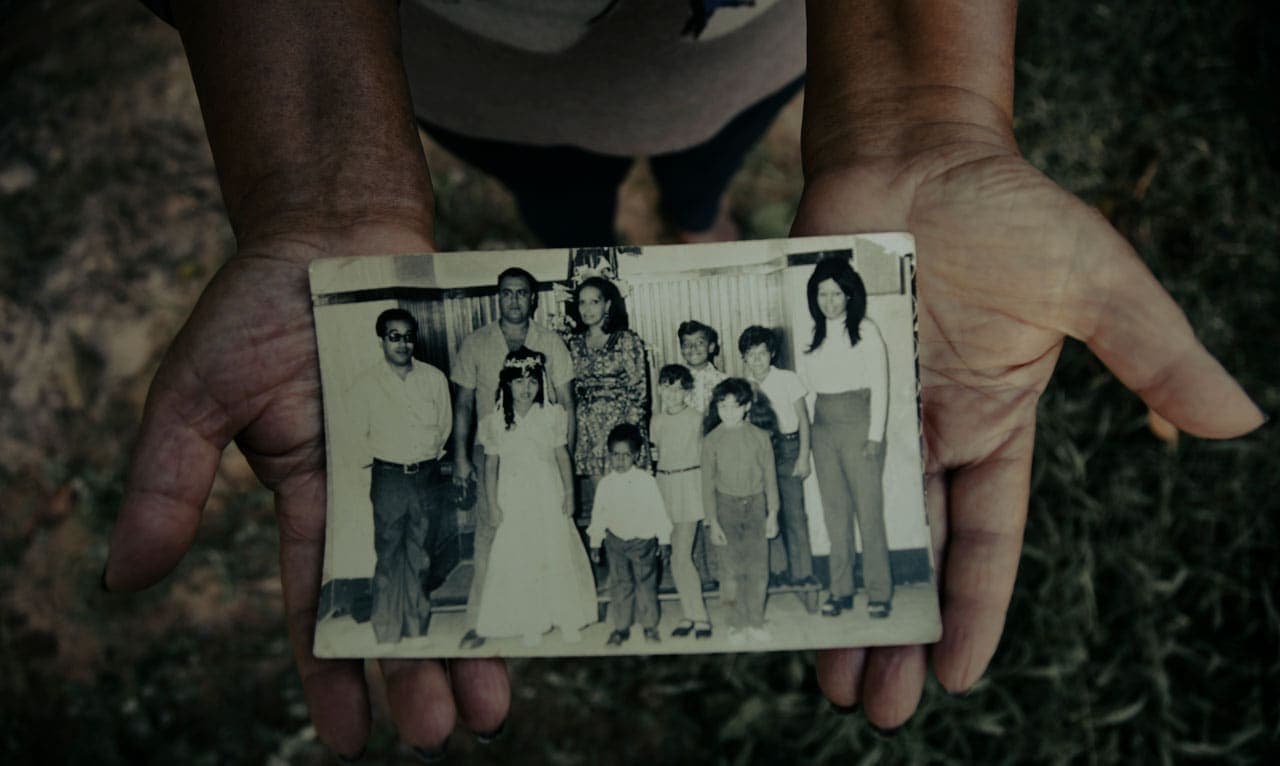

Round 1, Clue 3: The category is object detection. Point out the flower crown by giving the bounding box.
[503,355,544,374]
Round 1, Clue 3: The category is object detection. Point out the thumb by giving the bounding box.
[104,352,238,591]
[1080,219,1264,438]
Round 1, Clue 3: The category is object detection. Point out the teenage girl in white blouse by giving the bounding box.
[798,257,893,619]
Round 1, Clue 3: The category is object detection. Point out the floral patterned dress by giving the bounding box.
[569,329,651,476]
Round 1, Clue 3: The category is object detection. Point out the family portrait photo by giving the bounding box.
[308,234,938,658]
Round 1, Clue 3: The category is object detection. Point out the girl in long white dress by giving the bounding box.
[475,348,599,645]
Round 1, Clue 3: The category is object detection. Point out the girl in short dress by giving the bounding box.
[475,348,599,645]
[649,364,712,639]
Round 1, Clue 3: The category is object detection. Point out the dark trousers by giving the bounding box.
[769,434,814,581]
[811,391,892,603]
[370,459,451,643]
[693,519,719,585]
[420,75,805,247]
[604,532,660,631]
[716,492,769,629]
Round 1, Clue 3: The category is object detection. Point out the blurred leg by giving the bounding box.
[649,75,804,233]
[670,521,709,622]
[420,120,631,247]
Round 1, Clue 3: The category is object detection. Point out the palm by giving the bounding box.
[107,248,509,754]
[793,150,1262,725]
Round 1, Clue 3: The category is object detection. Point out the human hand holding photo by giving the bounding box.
[100,1,510,759]
[794,6,1265,726]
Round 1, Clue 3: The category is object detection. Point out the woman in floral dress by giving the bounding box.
[568,276,651,509]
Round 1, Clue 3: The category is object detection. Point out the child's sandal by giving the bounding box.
[867,601,892,619]
[671,620,696,638]
[693,622,713,640]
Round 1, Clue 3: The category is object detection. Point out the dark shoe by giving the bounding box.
[693,622,713,640]
[671,620,696,638]
[458,629,486,650]
[606,629,629,647]
[643,627,661,643]
[868,601,892,619]
[821,595,853,617]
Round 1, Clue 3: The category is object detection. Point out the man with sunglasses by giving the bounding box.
[352,308,453,644]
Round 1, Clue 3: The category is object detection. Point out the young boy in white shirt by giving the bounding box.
[587,423,674,646]
[738,325,817,590]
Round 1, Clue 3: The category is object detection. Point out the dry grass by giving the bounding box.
[1,0,1277,763]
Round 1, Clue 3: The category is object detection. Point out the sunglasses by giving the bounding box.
[385,331,416,343]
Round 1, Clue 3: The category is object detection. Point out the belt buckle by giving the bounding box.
[403,461,419,475]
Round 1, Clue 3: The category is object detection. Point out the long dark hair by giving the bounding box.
[497,347,546,430]
[805,256,867,352]
[570,276,630,334]
[703,378,778,436]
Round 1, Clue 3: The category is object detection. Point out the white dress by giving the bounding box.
[475,404,599,638]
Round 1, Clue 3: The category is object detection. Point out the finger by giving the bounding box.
[1081,225,1264,438]
[860,644,928,730]
[105,355,235,591]
[277,474,371,757]
[380,658,457,751]
[448,658,511,735]
[815,648,867,708]
[929,421,1035,694]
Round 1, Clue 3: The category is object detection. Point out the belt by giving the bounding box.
[657,465,700,475]
[775,431,800,441]
[373,457,438,475]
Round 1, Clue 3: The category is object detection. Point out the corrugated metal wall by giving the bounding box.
[402,272,791,402]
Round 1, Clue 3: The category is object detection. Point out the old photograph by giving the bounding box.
[308,234,938,658]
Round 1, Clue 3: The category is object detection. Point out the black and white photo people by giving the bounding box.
[650,364,713,639]
[587,423,673,647]
[473,348,597,646]
[798,257,893,619]
[701,378,780,645]
[450,267,575,650]
[568,276,651,503]
[350,308,453,643]
[738,325,817,591]
[310,238,935,659]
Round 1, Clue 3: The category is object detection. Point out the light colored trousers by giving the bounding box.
[811,390,892,604]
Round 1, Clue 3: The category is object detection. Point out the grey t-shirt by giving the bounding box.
[400,0,806,155]
[138,0,807,155]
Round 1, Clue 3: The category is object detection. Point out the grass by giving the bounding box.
[1,0,1277,763]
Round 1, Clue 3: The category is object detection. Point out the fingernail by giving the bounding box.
[829,701,859,715]
[413,738,449,763]
[100,564,111,593]
[336,746,366,763]
[476,720,506,745]
[870,723,902,739]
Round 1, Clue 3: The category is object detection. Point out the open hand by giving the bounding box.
[793,136,1264,729]
[103,229,510,757]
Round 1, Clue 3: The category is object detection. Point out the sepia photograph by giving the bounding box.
[309,234,938,658]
